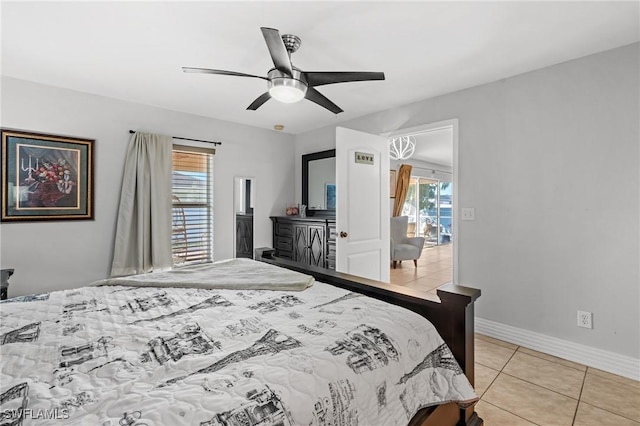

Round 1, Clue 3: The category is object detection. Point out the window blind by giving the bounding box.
[171,146,214,265]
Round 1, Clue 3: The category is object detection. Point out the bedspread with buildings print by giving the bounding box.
[0,281,477,425]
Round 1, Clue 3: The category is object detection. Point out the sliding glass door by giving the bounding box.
[402,177,452,245]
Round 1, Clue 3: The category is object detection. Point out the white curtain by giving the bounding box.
[110,132,173,277]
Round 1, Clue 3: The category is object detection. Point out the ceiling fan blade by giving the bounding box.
[182,67,268,80]
[260,27,293,77]
[305,87,343,114]
[247,92,272,110]
[304,71,385,87]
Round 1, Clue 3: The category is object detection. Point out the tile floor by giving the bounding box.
[474,335,640,425]
[389,243,453,293]
[389,244,640,425]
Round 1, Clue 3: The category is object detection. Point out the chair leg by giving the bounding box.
[393,261,397,269]
[413,259,418,267]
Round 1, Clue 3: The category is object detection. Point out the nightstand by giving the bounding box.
[1,269,14,300]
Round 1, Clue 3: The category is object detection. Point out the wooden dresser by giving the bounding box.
[271,216,336,270]
[1,269,14,300]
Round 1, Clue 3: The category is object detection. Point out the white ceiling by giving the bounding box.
[412,127,454,167]
[1,1,638,135]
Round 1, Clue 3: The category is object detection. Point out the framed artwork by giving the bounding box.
[1,129,94,221]
[324,183,336,210]
[390,169,397,198]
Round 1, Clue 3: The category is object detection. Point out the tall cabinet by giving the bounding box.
[271,216,336,270]
[235,213,254,259]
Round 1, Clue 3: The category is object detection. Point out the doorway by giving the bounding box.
[385,118,458,287]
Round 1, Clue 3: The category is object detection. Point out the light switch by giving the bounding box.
[461,207,475,221]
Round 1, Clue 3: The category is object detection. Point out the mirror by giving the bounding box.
[234,177,255,258]
[302,149,336,215]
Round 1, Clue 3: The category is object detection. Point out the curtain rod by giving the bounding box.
[128,130,222,146]
[410,165,452,175]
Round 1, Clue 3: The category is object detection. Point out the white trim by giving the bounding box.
[451,121,459,285]
[476,317,640,381]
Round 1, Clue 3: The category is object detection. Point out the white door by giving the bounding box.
[336,127,390,282]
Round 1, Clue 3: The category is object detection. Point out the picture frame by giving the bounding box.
[1,129,94,221]
[324,183,336,210]
[390,169,397,198]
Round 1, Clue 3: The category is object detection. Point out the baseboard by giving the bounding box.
[476,317,640,382]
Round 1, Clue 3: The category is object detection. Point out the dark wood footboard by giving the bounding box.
[255,248,483,426]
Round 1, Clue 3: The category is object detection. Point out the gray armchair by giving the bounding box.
[390,216,425,268]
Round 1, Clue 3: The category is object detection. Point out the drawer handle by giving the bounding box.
[339,231,348,238]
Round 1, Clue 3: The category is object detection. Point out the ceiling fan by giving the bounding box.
[182,27,385,114]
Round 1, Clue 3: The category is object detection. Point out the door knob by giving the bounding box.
[339,231,348,238]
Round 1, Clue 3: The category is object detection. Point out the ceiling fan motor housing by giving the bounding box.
[281,34,301,54]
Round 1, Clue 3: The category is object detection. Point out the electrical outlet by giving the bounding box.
[577,310,593,329]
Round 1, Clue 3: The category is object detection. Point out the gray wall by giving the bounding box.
[294,43,640,359]
[0,77,295,296]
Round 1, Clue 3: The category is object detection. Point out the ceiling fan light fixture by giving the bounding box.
[389,135,416,160]
[184,28,384,113]
[268,77,307,103]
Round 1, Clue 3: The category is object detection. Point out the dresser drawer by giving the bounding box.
[327,242,336,257]
[276,237,293,252]
[327,226,337,241]
[276,251,292,260]
[326,242,336,271]
[276,223,293,238]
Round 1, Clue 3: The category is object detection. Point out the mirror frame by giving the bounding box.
[302,149,336,216]
[233,176,255,259]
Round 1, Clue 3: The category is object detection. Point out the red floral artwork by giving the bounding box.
[22,158,77,208]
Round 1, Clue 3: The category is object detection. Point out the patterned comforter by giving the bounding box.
[0,266,477,425]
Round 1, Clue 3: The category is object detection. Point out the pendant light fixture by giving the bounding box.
[389,135,416,160]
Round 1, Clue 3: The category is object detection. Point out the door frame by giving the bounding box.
[381,118,459,284]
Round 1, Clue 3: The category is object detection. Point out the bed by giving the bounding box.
[0,252,482,426]
[256,249,483,426]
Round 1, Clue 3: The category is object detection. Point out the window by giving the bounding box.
[401,177,452,245]
[172,146,214,265]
